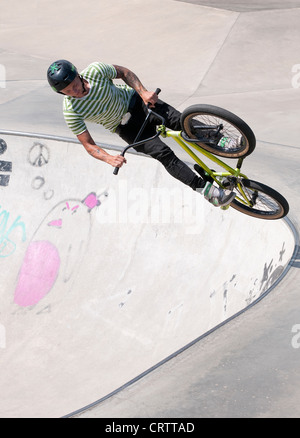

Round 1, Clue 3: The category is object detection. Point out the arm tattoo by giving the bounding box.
[114,65,146,94]
[123,70,145,93]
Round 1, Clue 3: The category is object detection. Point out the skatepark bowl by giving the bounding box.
[0,131,296,418]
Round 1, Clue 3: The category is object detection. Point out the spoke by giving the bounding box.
[192,114,243,153]
[235,185,280,214]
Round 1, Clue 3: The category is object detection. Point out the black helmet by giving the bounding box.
[47,60,78,92]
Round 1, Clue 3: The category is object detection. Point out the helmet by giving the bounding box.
[47,60,78,92]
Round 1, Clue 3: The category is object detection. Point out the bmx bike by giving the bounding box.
[113,89,289,220]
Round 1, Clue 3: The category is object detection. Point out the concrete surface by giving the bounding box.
[0,0,299,418]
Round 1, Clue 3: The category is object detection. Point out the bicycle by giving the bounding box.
[113,89,289,220]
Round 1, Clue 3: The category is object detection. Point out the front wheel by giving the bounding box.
[230,179,289,220]
[181,104,256,158]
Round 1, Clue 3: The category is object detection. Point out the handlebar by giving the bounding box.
[150,88,161,105]
[113,88,165,175]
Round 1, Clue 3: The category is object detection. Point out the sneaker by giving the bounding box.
[198,181,236,207]
[218,136,242,149]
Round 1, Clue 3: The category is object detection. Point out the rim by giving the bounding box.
[186,113,248,155]
[233,185,284,217]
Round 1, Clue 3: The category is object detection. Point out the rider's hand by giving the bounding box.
[141,90,159,108]
[106,154,127,168]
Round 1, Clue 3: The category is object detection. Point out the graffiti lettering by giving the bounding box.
[0,206,26,258]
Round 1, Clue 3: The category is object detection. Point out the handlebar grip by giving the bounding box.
[147,88,162,109]
[113,166,119,175]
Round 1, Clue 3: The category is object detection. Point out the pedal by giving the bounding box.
[221,177,236,190]
[194,164,214,183]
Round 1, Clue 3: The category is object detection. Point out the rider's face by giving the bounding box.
[61,75,88,98]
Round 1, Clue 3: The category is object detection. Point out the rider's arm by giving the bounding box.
[113,65,158,108]
[77,130,126,167]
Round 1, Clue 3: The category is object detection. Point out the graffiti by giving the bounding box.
[0,206,26,258]
[0,138,7,154]
[28,142,50,167]
[14,191,105,307]
[259,243,287,293]
[31,176,45,190]
[28,142,54,200]
[0,138,12,187]
[208,243,288,316]
[31,176,54,200]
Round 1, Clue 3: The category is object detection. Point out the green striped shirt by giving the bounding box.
[63,62,135,135]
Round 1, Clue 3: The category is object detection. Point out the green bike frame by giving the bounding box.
[159,127,252,207]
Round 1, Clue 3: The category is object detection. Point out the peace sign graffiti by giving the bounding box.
[28,142,50,167]
[28,142,54,200]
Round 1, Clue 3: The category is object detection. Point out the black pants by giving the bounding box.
[115,94,202,190]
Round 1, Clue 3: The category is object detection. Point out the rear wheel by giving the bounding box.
[181,104,256,158]
[230,179,289,219]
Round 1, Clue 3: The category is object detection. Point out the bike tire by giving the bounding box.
[181,104,256,158]
[230,179,289,219]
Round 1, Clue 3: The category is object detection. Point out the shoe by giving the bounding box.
[218,136,242,149]
[198,181,236,207]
